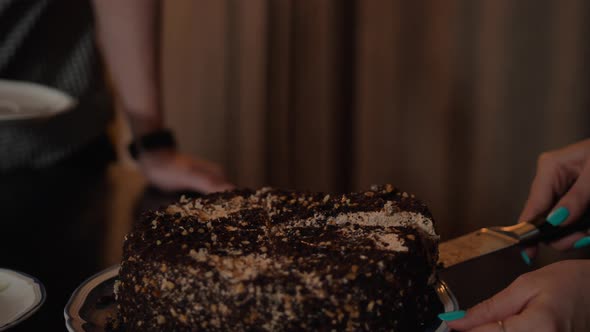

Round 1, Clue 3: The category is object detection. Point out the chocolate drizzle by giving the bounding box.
[112,185,440,331]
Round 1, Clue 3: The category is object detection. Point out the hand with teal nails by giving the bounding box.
[446,139,590,331]
[446,260,590,331]
[519,139,590,261]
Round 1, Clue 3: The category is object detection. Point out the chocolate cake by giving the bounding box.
[112,185,440,331]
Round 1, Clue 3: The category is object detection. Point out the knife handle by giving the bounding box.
[519,211,590,246]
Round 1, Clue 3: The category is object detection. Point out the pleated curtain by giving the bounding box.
[162,0,590,240]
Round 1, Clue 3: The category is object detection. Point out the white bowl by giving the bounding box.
[0,80,76,121]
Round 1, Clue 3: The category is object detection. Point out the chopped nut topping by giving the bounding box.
[116,185,438,330]
[162,279,175,290]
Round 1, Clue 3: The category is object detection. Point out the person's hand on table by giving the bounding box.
[138,149,235,194]
[441,139,590,331]
[446,260,590,331]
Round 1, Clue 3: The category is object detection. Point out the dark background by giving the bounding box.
[161,0,590,241]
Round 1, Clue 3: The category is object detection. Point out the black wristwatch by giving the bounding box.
[128,129,177,160]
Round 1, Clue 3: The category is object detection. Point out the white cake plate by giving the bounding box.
[0,268,46,331]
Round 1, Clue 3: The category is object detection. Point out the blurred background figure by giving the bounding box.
[162,0,590,240]
[0,0,114,171]
[1,1,232,330]
[0,0,233,193]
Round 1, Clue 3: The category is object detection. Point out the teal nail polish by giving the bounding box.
[546,207,569,226]
[520,250,532,266]
[438,310,466,321]
[573,236,590,249]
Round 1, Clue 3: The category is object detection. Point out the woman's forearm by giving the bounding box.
[91,0,163,136]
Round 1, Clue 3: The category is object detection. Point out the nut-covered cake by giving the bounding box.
[112,185,441,331]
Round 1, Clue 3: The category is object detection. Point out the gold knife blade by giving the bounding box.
[439,211,590,269]
[438,228,520,268]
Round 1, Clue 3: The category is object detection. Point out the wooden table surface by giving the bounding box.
[1,164,588,331]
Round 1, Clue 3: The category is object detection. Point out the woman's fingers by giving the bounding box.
[517,152,569,263]
[547,160,590,228]
[523,230,589,263]
[518,148,590,258]
[520,246,538,262]
[519,141,590,224]
[445,275,535,331]
[140,151,235,193]
[538,161,590,253]
[178,165,234,193]
[548,232,587,251]
[452,261,590,332]
[518,152,563,223]
[467,307,556,332]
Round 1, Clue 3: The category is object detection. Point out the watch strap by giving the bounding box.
[128,129,177,159]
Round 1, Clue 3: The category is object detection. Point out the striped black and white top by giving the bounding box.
[0,0,113,170]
